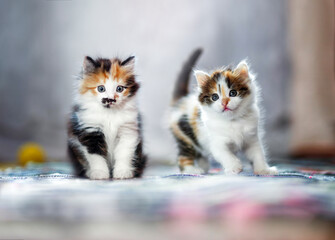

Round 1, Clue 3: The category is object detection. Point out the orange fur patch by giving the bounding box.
[80,71,109,95]
[178,156,195,167]
[111,61,133,85]
[190,106,199,137]
[220,84,225,96]
[123,88,130,97]
[222,97,230,106]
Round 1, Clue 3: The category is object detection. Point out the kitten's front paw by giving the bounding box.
[224,163,243,175]
[88,169,110,180]
[113,168,134,179]
[182,165,205,175]
[254,166,278,175]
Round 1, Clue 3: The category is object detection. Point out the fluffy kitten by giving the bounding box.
[169,49,277,175]
[68,56,146,180]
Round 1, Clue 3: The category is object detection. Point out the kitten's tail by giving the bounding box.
[172,48,203,103]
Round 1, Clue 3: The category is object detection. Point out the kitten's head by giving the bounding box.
[195,60,255,117]
[79,56,139,108]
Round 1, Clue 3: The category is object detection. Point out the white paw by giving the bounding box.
[88,169,110,180]
[182,165,205,175]
[254,166,278,175]
[224,162,243,175]
[113,167,134,179]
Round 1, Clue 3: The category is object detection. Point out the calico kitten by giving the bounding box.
[68,56,146,180]
[169,49,277,175]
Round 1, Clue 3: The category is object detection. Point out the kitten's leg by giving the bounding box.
[113,126,139,179]
[68,140,86,177]
[75,131,110,180]
[175,138,204,174]
[197,157,210,174]
[178,156,204,174]
[85,153,110,180]
[210,145,243,175]
[245,139,278,175]
[131,140,146,178]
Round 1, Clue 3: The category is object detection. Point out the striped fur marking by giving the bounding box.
[178,156,195,170]
[189,106,200,140]
[178,114,199,146]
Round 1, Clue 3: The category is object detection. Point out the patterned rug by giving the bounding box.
[0,159,335,240]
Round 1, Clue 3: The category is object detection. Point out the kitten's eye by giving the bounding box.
[229,90,237,97]
[97,85,105,93]
[212,93,219,101]
[116,85,124,93]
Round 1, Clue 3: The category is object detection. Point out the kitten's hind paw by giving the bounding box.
[224,166,243,175]
[182,165,205,175]
[88,169,110,180]
[254,166,278,175]
[224,162,243,175]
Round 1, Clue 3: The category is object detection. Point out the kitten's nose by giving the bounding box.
[102,98,116,104]
[221,98,230,107]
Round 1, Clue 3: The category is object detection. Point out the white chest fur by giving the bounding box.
[199,107,259,153]
[78,99,138,155]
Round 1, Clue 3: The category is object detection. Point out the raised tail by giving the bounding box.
[172,48,203,103]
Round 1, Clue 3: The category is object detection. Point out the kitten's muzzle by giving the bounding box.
[102,98,116,104]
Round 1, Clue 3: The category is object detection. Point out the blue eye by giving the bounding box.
[97,85,105,93]
[116,86,124,93]
[229,90,237,97]
[212,93,219,101]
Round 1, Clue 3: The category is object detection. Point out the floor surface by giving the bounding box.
[0,159,334,240]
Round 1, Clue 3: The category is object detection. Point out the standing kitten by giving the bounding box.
[169,49,277,175]
[68,56,146,180]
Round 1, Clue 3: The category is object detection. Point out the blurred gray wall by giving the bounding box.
[0,0,289,162]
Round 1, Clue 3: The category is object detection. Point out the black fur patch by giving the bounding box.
[212,72,221,82]
[225,76,231,88]
[173,48,202,102]
[174,138,200,159]
[121,56,135,66]
[178,115,199,146]
[132,141,146,177]
[78,131,107,156]
[132,114,147,177]
[126,75,140,97]
[96,58,112,72]
[69,108,108,157]
[85,57,112,73]
[68,142,86,177]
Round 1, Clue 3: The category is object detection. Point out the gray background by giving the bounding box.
[0,0,289,163]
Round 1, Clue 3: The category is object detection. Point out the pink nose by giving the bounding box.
[222,98,230,107]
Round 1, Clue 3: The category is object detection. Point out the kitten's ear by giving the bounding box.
[83,56,96,73]
[194,70,210,86]
[121,56,135,72]
[234,60,249,79]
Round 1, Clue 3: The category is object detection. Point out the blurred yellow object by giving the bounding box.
[17,142,46,166]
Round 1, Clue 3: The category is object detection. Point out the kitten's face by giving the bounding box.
[79,56,139,108]
[196,61,253,116]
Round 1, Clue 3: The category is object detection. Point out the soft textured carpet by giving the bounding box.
[0,159,335,240]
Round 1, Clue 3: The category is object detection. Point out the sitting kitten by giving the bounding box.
[169,49,277,175]
[68,56,146,180]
